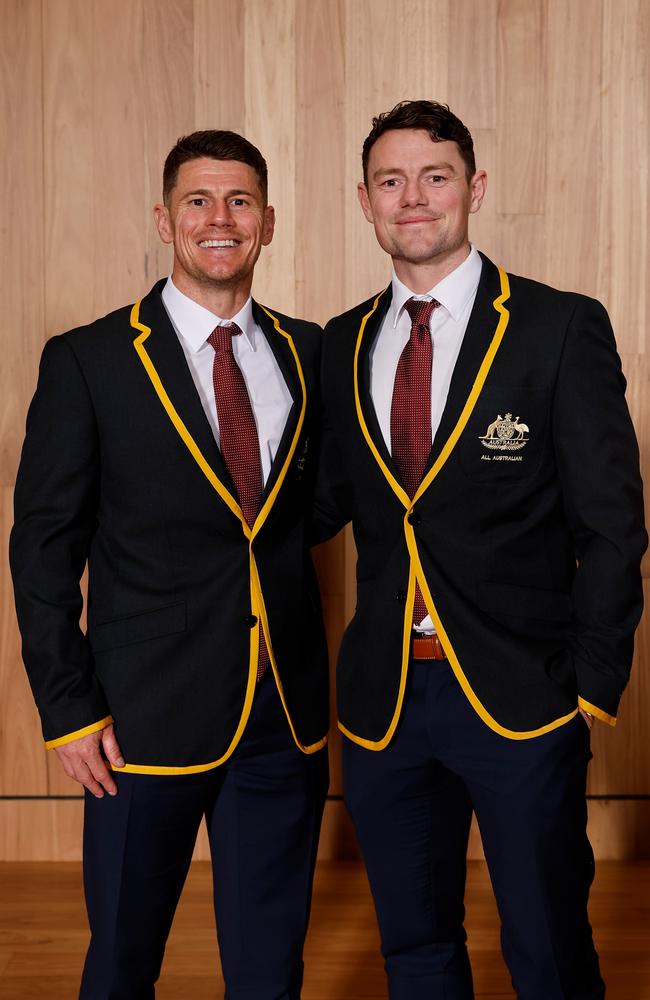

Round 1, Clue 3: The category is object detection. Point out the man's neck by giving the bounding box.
[393,243,471,295]
[170,272,253,319]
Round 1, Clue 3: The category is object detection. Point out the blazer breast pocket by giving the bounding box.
[458,385,549,483]
[88,601,187,652]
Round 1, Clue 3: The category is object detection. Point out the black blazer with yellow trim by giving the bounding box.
[314,253,646,745]
[10,280,329,772]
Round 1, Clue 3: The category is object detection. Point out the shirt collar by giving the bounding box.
[389,245,483,328]
[161,276,257,353]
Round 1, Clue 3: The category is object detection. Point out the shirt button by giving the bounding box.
[396,590,407,604]
[243,615,258,628]
[408,512,421,526]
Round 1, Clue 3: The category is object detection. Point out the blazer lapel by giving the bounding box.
[424,254,507,476]
[252,301,304,504]
[131,282,241,516]
[353,287,402,484]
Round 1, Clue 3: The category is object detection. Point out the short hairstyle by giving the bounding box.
[162,130,268,205]
[362,100,476,185]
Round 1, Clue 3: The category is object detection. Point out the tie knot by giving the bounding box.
[207,322,242,353]
[404,297,438,330]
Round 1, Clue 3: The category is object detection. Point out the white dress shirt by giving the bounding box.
[369,245,483,630]
[370,245,483,450]
[161,277,293,485]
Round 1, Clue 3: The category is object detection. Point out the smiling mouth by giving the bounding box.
[198,239,240,248]
[397,217,437,225]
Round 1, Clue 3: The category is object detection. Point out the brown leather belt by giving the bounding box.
[412,632,447,661]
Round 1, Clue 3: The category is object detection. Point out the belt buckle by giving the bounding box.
[411,631,446,661]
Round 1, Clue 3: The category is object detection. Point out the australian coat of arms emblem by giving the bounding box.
[479,413,529,451]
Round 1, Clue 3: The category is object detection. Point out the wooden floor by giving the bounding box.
[0,860,649,998]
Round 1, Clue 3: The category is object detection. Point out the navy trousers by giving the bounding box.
[343,661,604,1000]
[79,671,329,1000]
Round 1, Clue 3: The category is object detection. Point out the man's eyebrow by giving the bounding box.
[372,162,456,180]
[182,187,255,198]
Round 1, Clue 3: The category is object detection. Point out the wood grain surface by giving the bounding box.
[1,0,649,859]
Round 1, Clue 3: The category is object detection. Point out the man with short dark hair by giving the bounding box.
[11,129,329,999]
[314,100,646,998]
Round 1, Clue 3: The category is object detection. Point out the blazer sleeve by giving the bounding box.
[553,297,647,724]
[9,335,113,748]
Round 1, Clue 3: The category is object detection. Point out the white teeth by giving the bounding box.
[199,239,238,248]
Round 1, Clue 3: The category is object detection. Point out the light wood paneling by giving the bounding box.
[343,0,450,307]
[245,0,296,312]
[545,0,603,295]
[193,0,245,134]
[92,0,147,317]
[43,0,95,337]
[142,0,194,284]
[0,802,83,862]
[2,0,650,862]
[598,0,649,355]
[496,0,546,215]
[0,0,45,485]
[295,0,346,323]
[448,0,498,130]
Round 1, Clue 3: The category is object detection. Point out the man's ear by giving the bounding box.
[153,203,173,245]
[357,182,374,224]
[468,170,488,215]
[262,205,275,246]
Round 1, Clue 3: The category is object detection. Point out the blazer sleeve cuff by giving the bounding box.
[578,697,617,727]
[44,715,114,749]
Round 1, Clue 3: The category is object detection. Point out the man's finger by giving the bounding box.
[101,724,125,768]
[85,751,118,796]
[68,760,105,798]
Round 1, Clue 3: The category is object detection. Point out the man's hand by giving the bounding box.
[54,724,125,797]
[579,707,594,730]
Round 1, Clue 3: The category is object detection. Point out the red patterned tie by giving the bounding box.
[208,323,269,678]
[390,297,438,624]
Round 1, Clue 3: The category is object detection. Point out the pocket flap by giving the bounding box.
[89,601,187,651]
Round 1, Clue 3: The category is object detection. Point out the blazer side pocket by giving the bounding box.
[89,601,186,652]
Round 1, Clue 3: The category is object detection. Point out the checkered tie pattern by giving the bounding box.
[208,323,269,678]
[390,297,438,624]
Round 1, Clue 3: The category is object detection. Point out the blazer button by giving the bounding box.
[243,614,258,628]
[396,590,407,604]
[408,512,421,526]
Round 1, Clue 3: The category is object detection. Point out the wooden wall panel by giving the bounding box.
[43,0,95,336]
[545,0,603,295]
[295,0,346,323]
[343,0,450,308]
[1,0,650,861]
[0,0,45,485]
[245,0,296,312]
[193,0,245,132]
[0,0,47,801]
[92,0,147,317]
[142,0,194,284]
[448,0,498,130]
[598,0,650,354]
[496,0,546,215]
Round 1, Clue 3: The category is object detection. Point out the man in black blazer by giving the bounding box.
[314,101,646,999]
[10,130,329,999]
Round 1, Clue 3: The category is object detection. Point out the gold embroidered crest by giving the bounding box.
[479,413,529,452]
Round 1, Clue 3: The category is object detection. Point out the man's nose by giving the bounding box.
[208,199,233,225]
[401,178,426,206]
